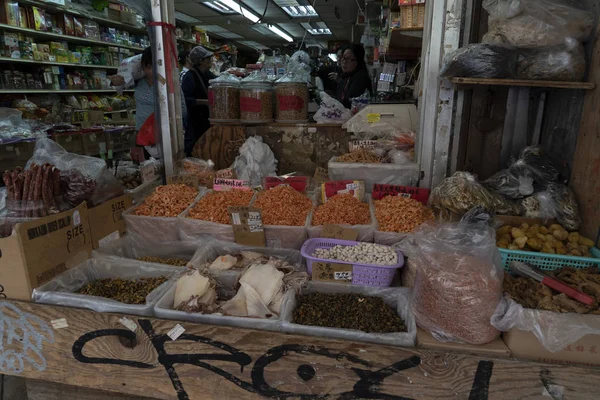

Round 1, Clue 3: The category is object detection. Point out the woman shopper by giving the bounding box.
[181,45,217,156]
[335,44,372,109]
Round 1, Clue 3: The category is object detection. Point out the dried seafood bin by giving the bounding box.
[240,80,274,123]
[275,82,308,123]
[208,73,240,123]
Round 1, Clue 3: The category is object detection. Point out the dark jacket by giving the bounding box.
[336,68,372,108]
[181,67,216,131]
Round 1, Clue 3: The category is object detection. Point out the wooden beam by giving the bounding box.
[1,301,600,400]
[451,77,595,90]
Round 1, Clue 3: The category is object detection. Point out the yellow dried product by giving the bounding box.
[189,190,254,224]
[254,186,312,226]
[374,196,434,233]
[336,149,381,164]
[312,193,370,226]
[134,184,198,217]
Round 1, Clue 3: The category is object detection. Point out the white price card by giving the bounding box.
[167,324,185,341]
[51,318,69,329]
[119,317,137,332]
[334,271,353,282]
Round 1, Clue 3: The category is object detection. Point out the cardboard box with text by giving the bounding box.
[89,193,133,249]
[0,202,93,300]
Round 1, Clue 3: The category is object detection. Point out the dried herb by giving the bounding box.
[137,256,189,267]
[292,292,407,333]
[76,277,168,304]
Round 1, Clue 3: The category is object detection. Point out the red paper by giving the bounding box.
[264,176,309,192]
[277,95,304,111]
[240,97,262,113]
[371,184,430,204]
[208,90,214,107]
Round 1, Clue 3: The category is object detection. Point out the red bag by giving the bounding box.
[136,113,156,146]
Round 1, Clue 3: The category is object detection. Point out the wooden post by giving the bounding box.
[571,27,600,245]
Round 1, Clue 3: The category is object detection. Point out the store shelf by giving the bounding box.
[0,23,145,53]
[0,89,134,94]
[450,77,595,90]
[16,0,147,35]
[178,38,199,46]
[0,56,118,70]
[391,27,424,32]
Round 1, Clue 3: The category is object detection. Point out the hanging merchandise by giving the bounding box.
[440,43,518,79]
[208,73,241,123]
[232,136,278,187]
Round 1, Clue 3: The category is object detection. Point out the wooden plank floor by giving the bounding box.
[0,300,599,399]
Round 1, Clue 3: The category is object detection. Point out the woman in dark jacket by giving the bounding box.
[336,44,372,109]
[181,45,217,156]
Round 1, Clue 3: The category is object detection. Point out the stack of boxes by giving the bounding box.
[398,0,426,30]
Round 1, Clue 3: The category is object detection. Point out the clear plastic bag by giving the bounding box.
[26,138,125,207]
[313,92,352,124]
[440,44,518,79]
[491,297,600,352]
[482,0,595,49]
[32,257,183,316]
[279,282,417,347]
[429,171,522,219]
[115,54,143,91]
[180,158,215,188]
[483,168,534,200]
[398,221,504,344]
[516,39,586,81]
[328,157,420,193]
[350,90,370,115]
[508,146,560,190]
[521,183,581,231]
[232,136,278,187]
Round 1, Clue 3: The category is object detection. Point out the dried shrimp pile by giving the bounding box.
[188,190,254,224]
[254,185,312,226]
[312,193,370,226]
[375,196,434,233]
[134,184,198,217]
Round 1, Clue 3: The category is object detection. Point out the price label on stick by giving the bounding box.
[228,206,266,247]
[214,178,250,191]
[140,163,157,183]
[371,184,430,204]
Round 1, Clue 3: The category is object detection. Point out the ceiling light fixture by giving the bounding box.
[204,1,237,14]
[267,24,293,42]
[328,53,338,62]
[218,0,261,23]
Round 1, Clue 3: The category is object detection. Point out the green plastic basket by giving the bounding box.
[499,246,600,271]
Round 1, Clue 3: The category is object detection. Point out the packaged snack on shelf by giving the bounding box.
[32,257,183,316]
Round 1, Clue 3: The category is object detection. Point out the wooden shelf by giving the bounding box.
[0,89,134,94]
[0,56,119,70]
[451,77,595,90]
[0,23,145,53]
[391,27,424,32]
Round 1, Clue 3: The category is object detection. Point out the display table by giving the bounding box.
[2,300,600,399]
[192,123,349,174]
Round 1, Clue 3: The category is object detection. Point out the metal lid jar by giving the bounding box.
[208,73,240,123]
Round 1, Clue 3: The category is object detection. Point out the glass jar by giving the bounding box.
[274,82,308,123]
[239,81,274,124]
[208,81,240,123]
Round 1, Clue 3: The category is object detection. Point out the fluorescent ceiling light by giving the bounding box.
[204,1,237,14]
[219,0,261,23]
[275,0,318,18]
[328,53,338,62]
[175,12,201,24]
[238,40,270,50]
[301,22,332,35]
[267,24,293,42]
[251,24,273,35]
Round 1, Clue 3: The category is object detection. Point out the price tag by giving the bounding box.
[119,317,137,332]
[213,178,250,191]
[334,271,353,282]
[349,140,378,151]
[167,324,185,341]
[313,262,353,284]
[51,318,69,329]
[321,180,365,203]
[140,163,157,183]
[367,113,381,123]
[313,167,329,184]
[167,174,199,188]
[371,184,430,204]
[228,206,266,247]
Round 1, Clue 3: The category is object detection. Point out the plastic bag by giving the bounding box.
[115,54,143,91]
[32,257,183,316]
[351,91,370,115]
[440,44,517,79]
[180,158,215,188]
[520,183,581,230]
[509,146,560,189]
[429,172,522,219]
[26,138,125,207]
[517,39,586,81]
[279,282,417,347]
[136,113,155,146]
[328,157,419,193]
[398,221,504,344]
[314,92,352,124]
[482,0,595,49]
[483,169,534,200]
[232,136,277,187]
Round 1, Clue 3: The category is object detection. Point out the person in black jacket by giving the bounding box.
[336,44,372,109]
[181,45,217,156]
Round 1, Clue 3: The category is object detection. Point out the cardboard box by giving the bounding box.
[400,6,414,29]
[417,329,511,358]
[0,202,93,300]
[120,11,136,26]
[88,194,133,249]
[51,133,84,154]
[81,130,105,156]
[88,110,104,125]
[503,324,600,367]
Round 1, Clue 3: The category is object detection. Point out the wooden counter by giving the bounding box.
[2,300,600,399]
[192,123,349,174]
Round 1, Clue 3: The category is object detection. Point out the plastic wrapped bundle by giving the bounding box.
[520,183,581,231]
[517,39,586,81]
[483,169,534,200]
[429,171,521,219]
[232,136,277,187]
[440,44,517,79]
[482,0,595,49]
[509,146,560,189]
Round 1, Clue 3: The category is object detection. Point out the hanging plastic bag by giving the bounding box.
[516,39,586,81]
[398,219,504,345]
[440,44,518,79]
[313,92,352,124]
[136,113,156,147]
[232,136,277,187]
[180,158,215,187]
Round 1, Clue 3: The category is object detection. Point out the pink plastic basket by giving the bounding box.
[300,238,404,287]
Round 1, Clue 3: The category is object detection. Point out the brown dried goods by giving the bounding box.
[181,159,214,187]
[134,184,198,217]
[240,87,273,122]
[312,193,370,226]
[137,256,189,267]
[188,190,254,224]
[375,196,434,233]
[76,276,168,304]
[3,164,61,217]
[275,83,308,121]
[337,149,381,163]
[413,252,502,345]
[209,86,240,121]
[254,185,312,226]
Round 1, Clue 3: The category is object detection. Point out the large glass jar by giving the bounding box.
[274,82,308,123]
[239,81,274,124]
[208,75,240,123]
